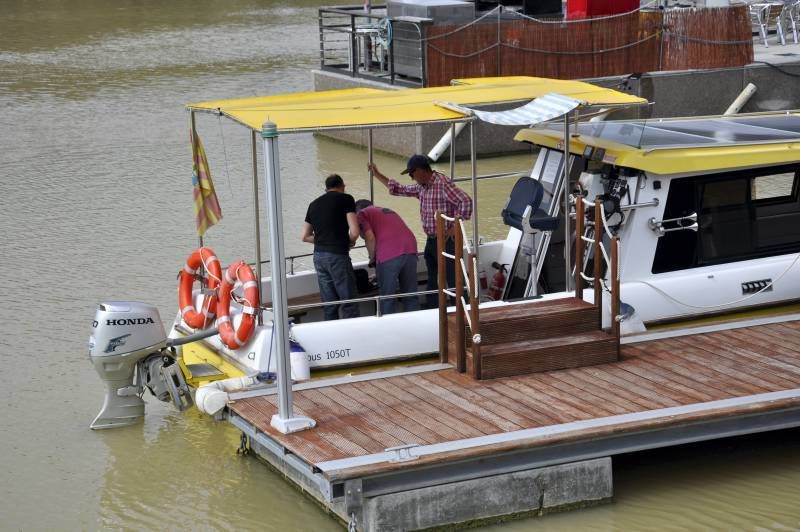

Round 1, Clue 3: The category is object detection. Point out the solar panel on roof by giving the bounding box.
[561,114,800,149]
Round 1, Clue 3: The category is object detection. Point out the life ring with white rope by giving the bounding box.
[217,260,260,349]
[178,247,222,329]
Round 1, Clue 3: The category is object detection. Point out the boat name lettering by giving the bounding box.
[92,320,98,328]
[105,318,156,326]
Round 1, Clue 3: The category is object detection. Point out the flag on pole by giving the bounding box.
[191,127,222,236]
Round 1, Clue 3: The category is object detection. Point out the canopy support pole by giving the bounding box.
[190,110,203,249]
[262,121,315,435]
[251,130,264,325]
[368,129,374,202]
[563,111,572,291]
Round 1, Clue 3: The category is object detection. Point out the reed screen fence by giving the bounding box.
[422,6,753,87]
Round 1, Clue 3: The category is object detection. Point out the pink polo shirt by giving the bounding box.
[357,206,417,264]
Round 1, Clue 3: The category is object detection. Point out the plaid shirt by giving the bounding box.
[388,171,473,235]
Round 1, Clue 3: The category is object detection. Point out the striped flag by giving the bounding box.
[190,127,222,236]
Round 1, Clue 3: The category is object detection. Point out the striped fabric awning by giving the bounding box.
[453,93,582,126]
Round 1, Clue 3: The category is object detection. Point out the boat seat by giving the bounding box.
[502,177,558,233]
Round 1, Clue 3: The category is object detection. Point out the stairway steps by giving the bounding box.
[478,330,619,380]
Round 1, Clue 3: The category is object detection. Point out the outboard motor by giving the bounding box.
[89,301,192,429]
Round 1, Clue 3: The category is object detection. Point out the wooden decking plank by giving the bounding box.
[626,341,759,397]
[353,382,460,443]
[686,333,800,388]
[402,374,527,431]
[617,356,721,402]
[741,323,800,356]
[326,384,436,447]
[388,375,509,435]
[413,373,532,430]
[297,390,401,452]
[437,371,561,426]
[363,379,478,440]
[239,397,348,463]
[486,380,579,424]
[554,363,663,410]
[663,337,784,393]
[497,380,597,420]
[577,364,683,407]
[518,373,622,416]
[720,329,800,374]
[529,372,631,415]
[548,366,666,411]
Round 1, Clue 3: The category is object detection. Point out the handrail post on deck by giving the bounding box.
[436,211,448,363]
[454,216,466,372]
[468,252,481,380]
[611,236,620,341]
[575,197,584,301]
[594,199,604,330]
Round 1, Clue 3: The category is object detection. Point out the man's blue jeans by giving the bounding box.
[423,236,454,308]
[376,253,420,314]
[313,251,359,320]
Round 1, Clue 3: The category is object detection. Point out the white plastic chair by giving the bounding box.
[781,0,799,44]
[750,3,787,46]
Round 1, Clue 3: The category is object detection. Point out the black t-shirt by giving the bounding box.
[305,191,356,254]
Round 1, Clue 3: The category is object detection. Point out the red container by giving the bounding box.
[566,0,639,20]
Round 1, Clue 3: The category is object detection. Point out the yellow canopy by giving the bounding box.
[187,76,647,133]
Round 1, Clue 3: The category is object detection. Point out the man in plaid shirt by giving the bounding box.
[368,154,473,307]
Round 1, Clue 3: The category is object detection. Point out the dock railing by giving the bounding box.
[575,196,621,341]
[436,211,481,375]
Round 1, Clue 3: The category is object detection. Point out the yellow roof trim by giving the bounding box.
[187,76,647,133]
[514,128,800,174]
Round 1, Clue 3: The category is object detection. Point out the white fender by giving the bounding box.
[195,376,258,416]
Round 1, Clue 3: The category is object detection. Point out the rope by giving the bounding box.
[500,31,659,55]
[663,30,753,45]
[632,252,800,310]
[217,112,235,199]
[422,7,502,41]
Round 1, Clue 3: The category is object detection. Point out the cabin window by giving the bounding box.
[652,165,800,273]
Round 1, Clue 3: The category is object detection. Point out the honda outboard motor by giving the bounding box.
[89,301,192,429]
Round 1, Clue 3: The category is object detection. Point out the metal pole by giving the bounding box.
[251,131,264,326]
[470,120,478,262]
[190,110,203,249]
[368,129,374,202]
[563,111,572,291]
[449,122,456,179]
[262,121,315,434]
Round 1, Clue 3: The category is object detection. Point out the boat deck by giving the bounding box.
[227,316,800,528]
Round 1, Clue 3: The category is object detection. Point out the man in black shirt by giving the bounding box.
[302,174,360,320]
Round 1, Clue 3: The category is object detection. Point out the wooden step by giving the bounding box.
[477,331,619,380]
[448,298,599,347]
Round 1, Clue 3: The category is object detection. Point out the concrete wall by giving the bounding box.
[313,61,800,158]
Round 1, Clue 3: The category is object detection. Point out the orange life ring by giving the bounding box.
[178,247,222,330]
[217,260,260,349]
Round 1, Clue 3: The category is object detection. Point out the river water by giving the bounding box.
[1,0,798,529]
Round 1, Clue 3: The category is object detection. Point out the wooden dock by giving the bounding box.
[228,316,800,530]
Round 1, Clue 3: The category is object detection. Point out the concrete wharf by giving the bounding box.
[228,313,800,530]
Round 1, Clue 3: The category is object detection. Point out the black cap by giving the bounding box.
[400,154,431,175]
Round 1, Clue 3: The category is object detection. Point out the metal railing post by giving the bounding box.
[468,252,481,380]
[454,216,465,372]
[611,236,620,341]
[594,199,603,329]
[436,211,448,363]
[575,197,584,301]
[350,14,358,77]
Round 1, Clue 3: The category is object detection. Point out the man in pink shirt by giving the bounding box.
[355,199,420,314]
